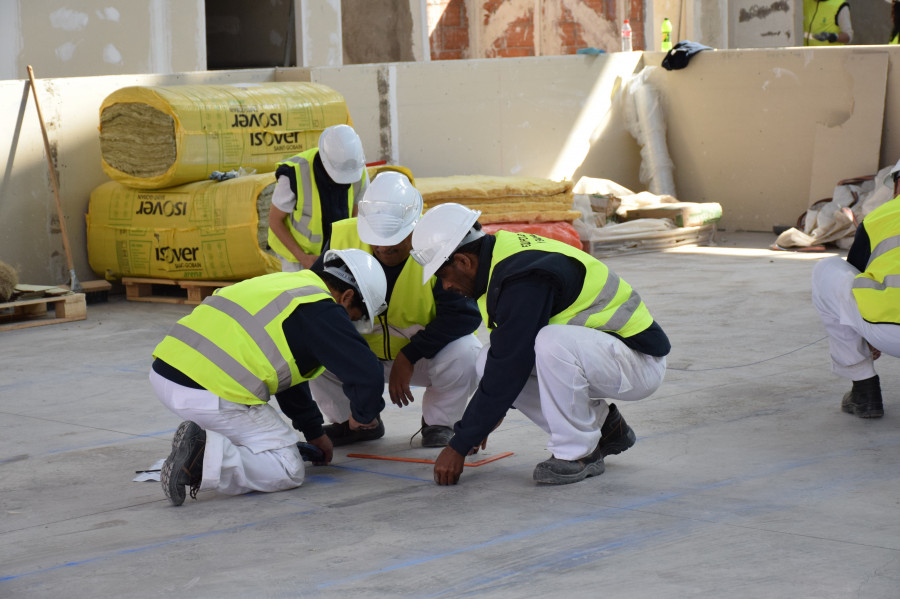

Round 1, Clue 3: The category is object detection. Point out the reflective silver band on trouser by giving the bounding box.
[567,271,642,330]
[287,157,322,245]
[865,234,900,269]
[169,285,330,402]
[852,273,900,292]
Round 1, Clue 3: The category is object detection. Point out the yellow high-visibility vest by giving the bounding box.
[153,271,333,404]
[804,0,847,46]
[852,199,900,324]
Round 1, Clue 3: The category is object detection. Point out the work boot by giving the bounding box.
[421,419,454,448]
[161,421,206,506]
[324,417,385,447]
[841,376,884,418]
[595,403,636,457]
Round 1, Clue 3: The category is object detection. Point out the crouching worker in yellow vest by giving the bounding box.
[150,249,388,506]
[811,157,900,419]
[310,172,483,447]
[410,203,671,486]
[268,124,369,271]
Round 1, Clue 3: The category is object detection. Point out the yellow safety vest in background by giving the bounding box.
[478,231,653,337]
[804,0,847,46]
[852,199,900,324]
[267,148,367,261]
[891,33,899,45]
[329,218,437,359]
[153,271,332,404]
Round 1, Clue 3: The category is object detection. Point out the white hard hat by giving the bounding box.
[319,125,366,184]
[885,157,900,187]
[322,248,387,323]
[357,171,424,246]
[410,203,483,283]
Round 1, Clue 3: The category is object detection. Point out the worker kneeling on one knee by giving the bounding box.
[308,172,483,448]
[812,157,900,419]
[150,249,387,506]
[410,203,671,486]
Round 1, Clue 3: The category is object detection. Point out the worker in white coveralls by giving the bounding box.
[150,249,387,506]
[811,158,900,418]
[268,124,369,271]
[409,203,671,485]
[308,172,482,447]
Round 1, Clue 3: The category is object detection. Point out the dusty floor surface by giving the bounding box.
[2,232,898,598]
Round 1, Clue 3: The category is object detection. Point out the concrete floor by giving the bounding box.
[2,232,898,598]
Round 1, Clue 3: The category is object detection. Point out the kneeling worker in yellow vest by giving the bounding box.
[310,172,483,447]
[150,249,387,506]
[410,203,671,485]
[812,157,900,418]
[268,124,369,271]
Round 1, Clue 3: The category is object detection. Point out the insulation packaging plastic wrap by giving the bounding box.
[620,68,676,198]
[86,174,280,281]
[99,82,351,189]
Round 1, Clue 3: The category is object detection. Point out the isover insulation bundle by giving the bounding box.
[99,82,351,189]
[86,174,280,281]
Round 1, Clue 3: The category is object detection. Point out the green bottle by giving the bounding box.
[661,17,672,51]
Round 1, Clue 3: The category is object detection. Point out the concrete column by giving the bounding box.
[295,0,343,67]
[410,0,430,61]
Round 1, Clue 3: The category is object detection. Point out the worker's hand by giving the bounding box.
[297,252,318,270]
[868,342,882,361]
[434,446,465,485]
[388,352,416,407]
[306,433,333,465]
[349,414,380,431]
[813,32,838,43]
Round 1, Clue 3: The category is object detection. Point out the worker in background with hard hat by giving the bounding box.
[811,158,900,419]
[150,248,388,506]
[308,172,483,447]
[268,124,369,272]
[410,203,671,486]
[803,0,853,45]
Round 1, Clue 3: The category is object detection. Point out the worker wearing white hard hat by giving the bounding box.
[309,173,482,448]
[811,156,900,419]
[268,124,369,272]
[150,248,387,505]
[410,203,671,486]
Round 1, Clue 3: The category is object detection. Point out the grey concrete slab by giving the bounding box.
[2,232,898,598]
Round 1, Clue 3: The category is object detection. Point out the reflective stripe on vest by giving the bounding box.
[329,218,436,359]
[269,149,367,259]
[154,274,332,404]
[851,200,900,324]
[480,231,652,337]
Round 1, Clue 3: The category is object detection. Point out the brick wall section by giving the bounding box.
[429,0,469,60]
[429,0,646,59]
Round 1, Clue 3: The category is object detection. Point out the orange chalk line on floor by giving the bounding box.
[346,451,514,467]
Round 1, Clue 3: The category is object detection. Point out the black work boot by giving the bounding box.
[595,403,637,457]
[324,417,385,447]
[841,376,884,418]
[421,419,454,447]
[161,421,206,506]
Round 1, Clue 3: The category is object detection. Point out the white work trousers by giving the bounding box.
[311,334,482,427]
[482,324,667,461]
[150,370,304,496]
[811,256,900,380]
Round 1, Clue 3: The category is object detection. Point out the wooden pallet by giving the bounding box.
[122,277,234,305]
[0,292,87,332]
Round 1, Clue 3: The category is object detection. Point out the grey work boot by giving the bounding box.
[421,420,454,448]
[532,403,635,485]
[842,376,884,418]
[161,421,206,506]
[324,417,385,447]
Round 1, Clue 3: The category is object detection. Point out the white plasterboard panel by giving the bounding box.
[809,52,888,205]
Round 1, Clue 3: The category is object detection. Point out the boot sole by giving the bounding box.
[161,421,200,506]
[841,404,884,418]
[533,460,605,485]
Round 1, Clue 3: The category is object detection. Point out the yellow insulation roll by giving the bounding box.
[87,174,280,281]
[99,82,351,189]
